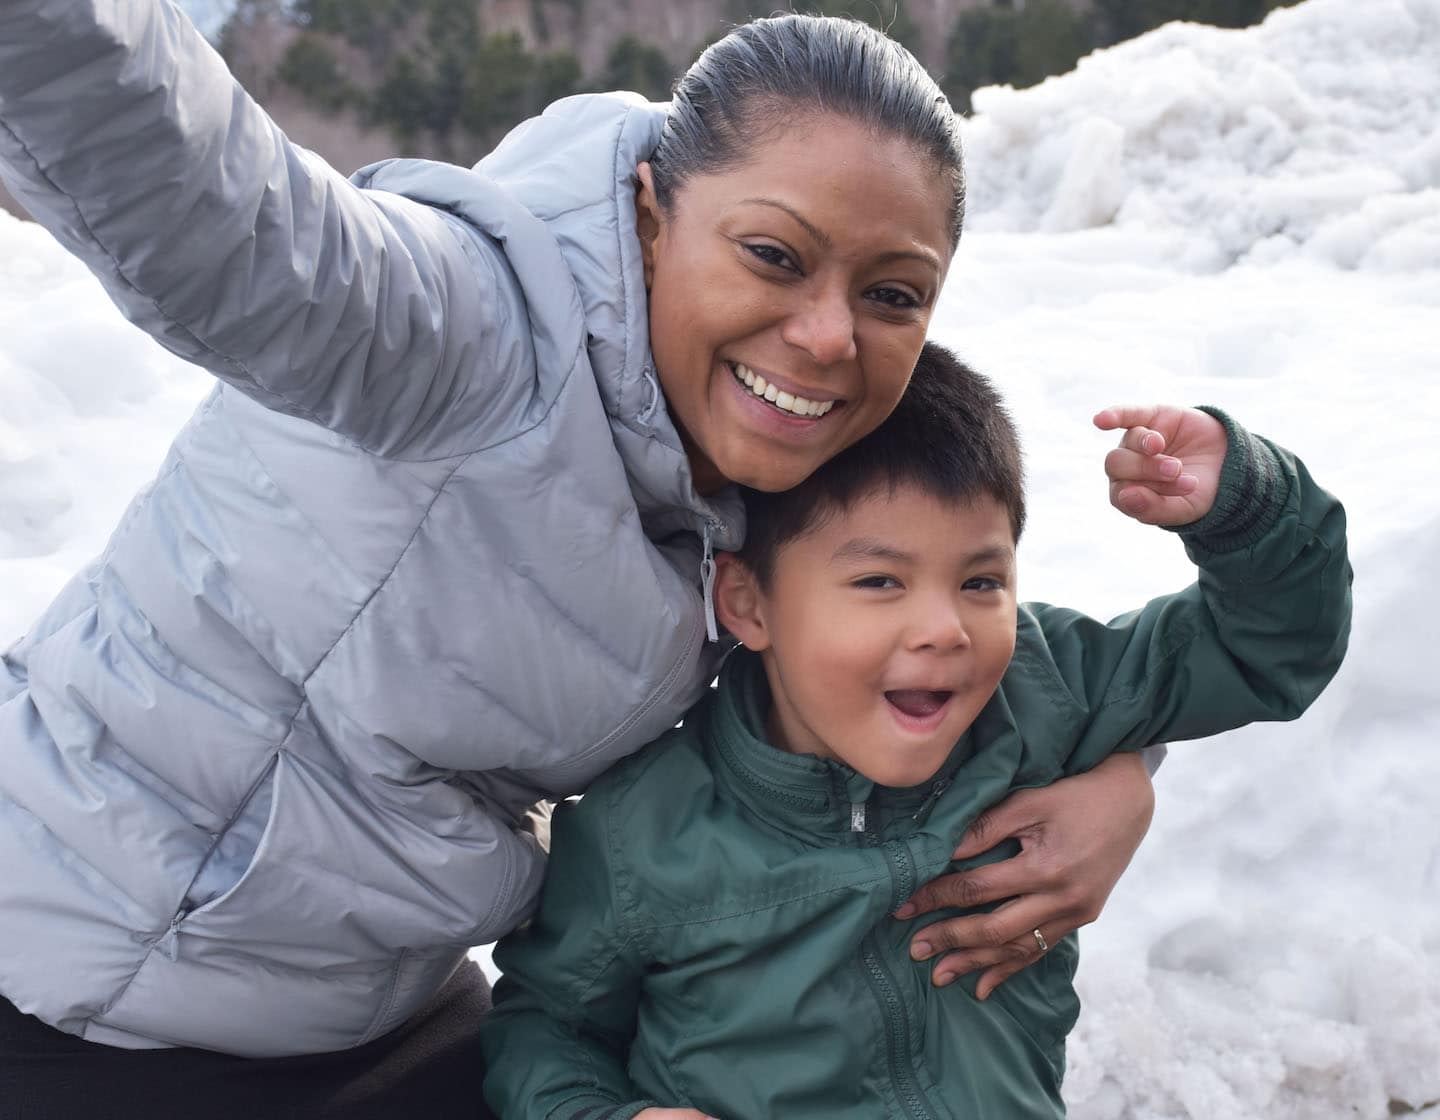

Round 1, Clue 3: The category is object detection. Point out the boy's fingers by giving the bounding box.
[1093,406,1163,433]
[1112,480,1201,524]
[1117,425,1166,456]
[1104,448,1184,484]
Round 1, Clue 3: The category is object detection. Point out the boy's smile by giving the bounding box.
[719,484,1019,789]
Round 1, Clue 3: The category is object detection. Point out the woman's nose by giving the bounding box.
[781,285,857,366]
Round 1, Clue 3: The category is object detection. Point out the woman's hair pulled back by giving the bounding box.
[650,14,965,245]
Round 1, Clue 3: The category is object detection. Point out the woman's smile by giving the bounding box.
[727,361,840,419]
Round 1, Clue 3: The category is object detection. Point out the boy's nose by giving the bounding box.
[910,600,969,652]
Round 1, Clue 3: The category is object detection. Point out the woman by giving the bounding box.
[0,6,1157,1116]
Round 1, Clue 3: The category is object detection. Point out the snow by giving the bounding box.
[964,0,1440,272]
[1,0,1436,1115]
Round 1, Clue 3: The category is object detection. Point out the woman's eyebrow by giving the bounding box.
[739,196,831,247]
[738,196,943,271]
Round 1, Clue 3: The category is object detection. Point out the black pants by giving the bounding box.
[0,962,497,1120]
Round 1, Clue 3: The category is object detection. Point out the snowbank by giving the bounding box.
[963,0,1440,271]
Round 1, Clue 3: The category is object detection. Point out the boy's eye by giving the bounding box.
[854,574,902,591]
[963,576,1005,593]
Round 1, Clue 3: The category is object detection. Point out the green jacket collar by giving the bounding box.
[703,650,968,837]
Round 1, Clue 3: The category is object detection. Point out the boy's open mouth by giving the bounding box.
[884,690,954,719]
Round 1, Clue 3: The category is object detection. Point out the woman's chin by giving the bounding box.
[702,433,827,492]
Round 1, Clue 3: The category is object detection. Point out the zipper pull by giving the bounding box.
[850,802,867,833]
[913,779,951,826]
[155,910,187,962]
[700,522,719,643]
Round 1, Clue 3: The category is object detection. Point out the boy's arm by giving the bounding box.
[0,0,527,458]
[893,406,1348,998]
[1038,405,1352,766]
[482,791,662,1120]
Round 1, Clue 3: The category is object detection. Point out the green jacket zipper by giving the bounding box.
[853,797,936,1120]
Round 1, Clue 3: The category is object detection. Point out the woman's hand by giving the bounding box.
[634,1110,722,1120]
[894,752,1155,999]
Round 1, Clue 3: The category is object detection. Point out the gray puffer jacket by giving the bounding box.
[0,0,740,1056]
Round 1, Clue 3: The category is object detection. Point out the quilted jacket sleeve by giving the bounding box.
[1024,408,1352,772]
[0,0,527,458]
[482,794,659,1120]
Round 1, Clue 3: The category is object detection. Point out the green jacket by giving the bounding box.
[481,417,1351,1120]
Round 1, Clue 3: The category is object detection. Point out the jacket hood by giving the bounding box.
[360,94,742,545]
[476,94,744,544]
[474,92,660,437]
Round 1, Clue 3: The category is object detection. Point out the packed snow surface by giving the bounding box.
[1,1,1436,1116]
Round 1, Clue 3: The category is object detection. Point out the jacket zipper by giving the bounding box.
[853,796,936,1120]
[912,778,951,826]
[700,520,720,642]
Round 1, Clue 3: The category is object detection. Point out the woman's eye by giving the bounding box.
[745,243,799,273]
[866,285,922,310]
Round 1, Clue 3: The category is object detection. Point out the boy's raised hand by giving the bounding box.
[1093,406,1228,527]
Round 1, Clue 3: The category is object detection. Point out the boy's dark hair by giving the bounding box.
[737,343,1025,589]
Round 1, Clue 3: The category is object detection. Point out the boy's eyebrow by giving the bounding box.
[831,538,912,564]
[960,545,1016,567]
[830,539,1016,567]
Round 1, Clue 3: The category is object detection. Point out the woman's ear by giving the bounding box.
[634,161,662,290]
[713,552,771,652]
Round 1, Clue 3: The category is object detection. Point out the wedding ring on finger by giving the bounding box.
[1032,928,1049,954]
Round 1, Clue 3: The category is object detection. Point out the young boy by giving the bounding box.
[480,344,1351,1120]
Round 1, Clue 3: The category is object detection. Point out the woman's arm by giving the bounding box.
[0,0,521,457]
[896,751,1154,998]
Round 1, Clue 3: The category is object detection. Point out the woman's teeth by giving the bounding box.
[732,363,835,418]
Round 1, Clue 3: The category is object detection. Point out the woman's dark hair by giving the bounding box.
[650,14,965,246]
[737,342,1025,590]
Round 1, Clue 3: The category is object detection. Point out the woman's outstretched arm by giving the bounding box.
[0,0,520,457]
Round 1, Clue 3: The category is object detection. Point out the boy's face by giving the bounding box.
[718,484,1018,788]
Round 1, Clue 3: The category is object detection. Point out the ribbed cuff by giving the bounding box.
[1168,406,1290,553]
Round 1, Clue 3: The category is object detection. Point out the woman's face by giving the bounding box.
[637,112,955,494]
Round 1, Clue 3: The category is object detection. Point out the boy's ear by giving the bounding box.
[713,553,771,652]
[634,161,662,290]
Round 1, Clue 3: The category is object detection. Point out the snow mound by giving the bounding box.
[962,0,1440,270]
